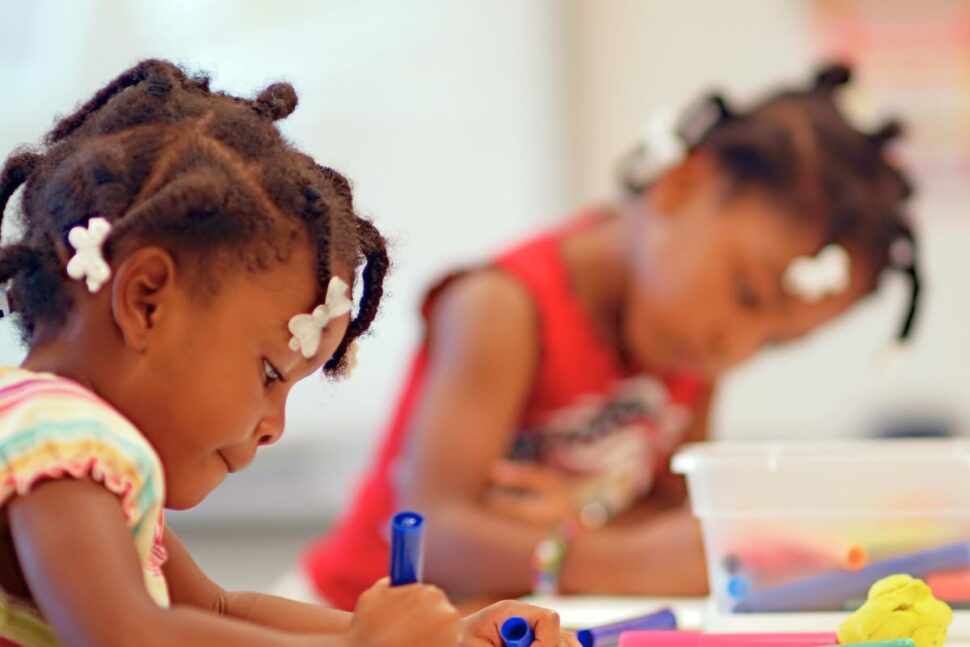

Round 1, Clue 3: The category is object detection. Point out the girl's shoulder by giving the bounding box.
[0,367,164,524]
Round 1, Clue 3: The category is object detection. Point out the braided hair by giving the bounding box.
[0,59,389,374]
[620,64,920,342]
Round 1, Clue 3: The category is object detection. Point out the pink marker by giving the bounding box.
[927,567,970,602]
[619,632,838,646]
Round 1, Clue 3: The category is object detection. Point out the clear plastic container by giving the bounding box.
[672,439,970,614]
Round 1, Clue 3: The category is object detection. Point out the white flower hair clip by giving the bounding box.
[622,95,731,191]
[636,106,687,180]
[287,277,352,359]
[66,217,112,293]
[783,243,851,303]
[0,284,10,318]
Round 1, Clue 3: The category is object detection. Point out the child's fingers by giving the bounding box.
[482,601,564,646]
[524,606,564,646]
[485,488,568,524]
[490,460,563,494]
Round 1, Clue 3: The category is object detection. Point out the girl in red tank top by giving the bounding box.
[298,65,921,609]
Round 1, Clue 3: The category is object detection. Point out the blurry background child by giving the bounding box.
[293,63,921,608]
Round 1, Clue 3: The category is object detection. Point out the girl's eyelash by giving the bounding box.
[262,359,284,386]
[736,274,761,310]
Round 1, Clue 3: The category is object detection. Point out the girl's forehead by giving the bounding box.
[718,199,826,258]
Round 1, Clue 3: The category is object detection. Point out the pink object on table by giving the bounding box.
[618,632,839,646]
[926,567,970,602]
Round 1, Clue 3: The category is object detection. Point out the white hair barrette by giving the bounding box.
[66,217,112,293]
[624,96,728,189]
[288,277,352,359]
[0,284,10,318]
[783,243,851,303]
[637,106,687,179]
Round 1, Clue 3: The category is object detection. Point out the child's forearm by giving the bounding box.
[420,499,706,598]
[221,590,353,633]
[110,604,347,647]
[561,508,707,595]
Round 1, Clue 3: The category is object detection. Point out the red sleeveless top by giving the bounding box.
[303,220,708,610]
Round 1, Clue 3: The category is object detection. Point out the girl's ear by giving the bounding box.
[110,246,178,352]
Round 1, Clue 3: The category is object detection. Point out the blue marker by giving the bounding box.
[726,574,751,599]
[389,511,424,586]
[722,553,742,574]
[501,616,534,647]
[735,541,970,612]
[576,608,676,647]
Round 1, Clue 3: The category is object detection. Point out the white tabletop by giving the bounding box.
[523,595,970,645]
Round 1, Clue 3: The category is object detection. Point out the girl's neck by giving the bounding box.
[20,325,106,395]
[559,203,635,358]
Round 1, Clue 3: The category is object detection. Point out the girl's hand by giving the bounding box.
[342,578,462,647]
[461,600,580,646]
[485,460,578,525]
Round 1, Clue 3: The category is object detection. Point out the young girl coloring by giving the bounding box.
[0,59,576,647]
[300,64,922,607]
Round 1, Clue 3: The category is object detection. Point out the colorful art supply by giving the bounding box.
[734,541,970,612]
[618,632,838,646]
[837,574,952,647]
[845,545,869,572]
[823,641,916,647]
[726,574,751,599]
[501,616,534,647]
[725,540,868,575]
[722,553,742,574]
[389,510,424,586]
[926,567,970,602]
[576,609,677,647]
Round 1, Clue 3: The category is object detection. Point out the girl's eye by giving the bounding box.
[262,359,283,386]
[735,273,762,310]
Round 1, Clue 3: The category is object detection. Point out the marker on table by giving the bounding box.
[734,541,970,612]
[618,633,838,647]
[618,632,838,646]
[575,609,677,647]
[726,574,751,600]
[926,567,970,602]
[501,616,534,647]
[823,641,916,647]
[389,510,424,586]
[724,542,867,575]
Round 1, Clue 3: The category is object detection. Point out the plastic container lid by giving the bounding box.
[671,439,970,519]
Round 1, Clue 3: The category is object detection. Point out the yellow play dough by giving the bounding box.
[838,574,953,647]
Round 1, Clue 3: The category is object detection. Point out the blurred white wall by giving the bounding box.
[564,0,970,443]
[0,0,574,522]
[1,0,968,527]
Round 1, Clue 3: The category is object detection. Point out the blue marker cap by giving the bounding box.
[500,616,534,647]
[726,574,751,599]
[576,608,677,647]
[389,511,425,586]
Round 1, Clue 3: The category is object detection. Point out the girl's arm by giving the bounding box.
[400,270,709,599]
[9,478,343,647]
[161,525,353,633]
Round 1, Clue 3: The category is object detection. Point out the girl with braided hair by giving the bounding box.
[298,64,922,608]
[0,59,576,647]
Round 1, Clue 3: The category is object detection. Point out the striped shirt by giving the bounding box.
[0,368,168,646]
